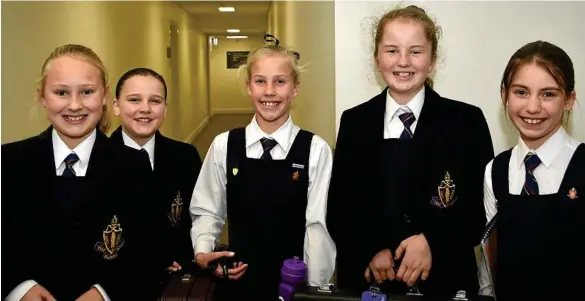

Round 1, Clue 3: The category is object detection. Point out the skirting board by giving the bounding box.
[183,109,254,144]
[184,116,209,144]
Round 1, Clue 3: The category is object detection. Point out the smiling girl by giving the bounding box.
[327,5,494,297]
[479,40,583,300]
[190,34,336,300]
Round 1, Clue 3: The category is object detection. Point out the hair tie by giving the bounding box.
[264,33,301,61]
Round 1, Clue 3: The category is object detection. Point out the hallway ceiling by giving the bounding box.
[176,1,270,36]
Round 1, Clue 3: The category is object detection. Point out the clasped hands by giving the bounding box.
[364,234,432,287]
[21,285,104,301]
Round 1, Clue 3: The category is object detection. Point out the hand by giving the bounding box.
[75,287,104,301]
[167,261,182,273]
[394,234,432,287]
[364,248,396,284]
[21,285,56,301]
[195,251,248,280]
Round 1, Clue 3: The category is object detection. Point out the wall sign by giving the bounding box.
[226,51,249,69]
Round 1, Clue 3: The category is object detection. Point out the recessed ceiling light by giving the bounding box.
[226,35,248,39]
[226,29,240,33]
[218,7,235,12]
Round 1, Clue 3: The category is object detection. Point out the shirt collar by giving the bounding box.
[246,114,294,152]
[52,128,96,171]
[386,86,425,121]
[121,130,156,161]
[515,126,569,169]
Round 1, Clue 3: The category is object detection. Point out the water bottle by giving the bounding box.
[278,256,307,301]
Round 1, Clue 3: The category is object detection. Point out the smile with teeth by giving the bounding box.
[135,118,152,123]
[393,72,414,77]
[261,101,280,108]
[522,118,544,125]
[64,115,87,122]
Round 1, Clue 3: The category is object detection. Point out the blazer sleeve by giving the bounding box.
[423,106,494,254]
[0,144,36,298]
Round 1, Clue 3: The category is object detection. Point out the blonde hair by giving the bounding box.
[38,44,111,133]
[238,34,304,87]
[372,5,442,88]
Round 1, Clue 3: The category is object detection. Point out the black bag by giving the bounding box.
[159,263,215,301]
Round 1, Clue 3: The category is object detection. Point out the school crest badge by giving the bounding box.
[430,171,457,209]
[232,168,239,176]
[568,187,578,200]
[95,215,125,260]
[292,171,300,181]
[168,191,183,227]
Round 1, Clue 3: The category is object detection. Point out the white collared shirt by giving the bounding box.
[478,127,581,296]
[121,130,155,170]
[383,86,425,139]
[6,128,111,301]
[53,128,96,176]
[190,115,337,286]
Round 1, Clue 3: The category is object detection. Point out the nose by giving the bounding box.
[525,95,542,114]
[398,52,411,67]
[69,94,83,111]
[264,82,276,96]
[139,100,151,113]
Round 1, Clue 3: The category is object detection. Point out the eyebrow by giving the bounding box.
[381,44,425,48]
[510,83,560,91]
[125,93,163,98]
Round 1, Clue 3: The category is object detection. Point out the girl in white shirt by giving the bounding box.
[479,40,583,300]
[190,34,336,300]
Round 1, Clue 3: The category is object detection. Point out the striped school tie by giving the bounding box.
[62,153,79,177]
[399,112,416,139]
[260,137,278,160]
[521,152,541,196]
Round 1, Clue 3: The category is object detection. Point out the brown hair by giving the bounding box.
[38,44,111,132]
[501,41,575,124]
[373,5,442,88]
[238,34,304,87]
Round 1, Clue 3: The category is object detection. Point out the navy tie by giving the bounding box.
[62,153,79,177]
[521,152,541,196]
[260,138,277,160]
[399,112,416,139]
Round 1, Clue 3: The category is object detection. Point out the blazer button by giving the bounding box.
[403,214,411,223]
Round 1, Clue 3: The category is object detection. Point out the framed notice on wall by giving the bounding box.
[226,51,249,69]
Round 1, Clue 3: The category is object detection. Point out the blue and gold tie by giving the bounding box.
[260,138,278,160]
[62,153,79,177]
[521,152,541,196]
[399,112,416,139]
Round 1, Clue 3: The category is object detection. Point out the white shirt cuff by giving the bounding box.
[194,240,214,255]
[4,280,38,301]
[93,284,111,301]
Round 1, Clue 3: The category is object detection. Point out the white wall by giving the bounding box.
[335,1,585,154]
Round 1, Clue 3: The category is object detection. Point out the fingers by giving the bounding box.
[406,268,421,287]
[215,262,249,280]
[396,260,407,281]
[421,269,429,281]
[210,251,235,261]
[394,241,407,260]
[364,267,371,282]
[385,266,396,281]
[368,263,383,283]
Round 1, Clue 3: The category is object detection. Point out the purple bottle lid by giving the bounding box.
[282,256,307,275]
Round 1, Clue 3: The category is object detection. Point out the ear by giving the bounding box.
[292,83,300,98]
[501,85,508,107]
[113,99,121,116]
[429,58,436,74]
[246,80,252,97]
[37,88,46,108]
[565,90,576,111]
[103,85,110,106]
[375,56,381,73]
[164,105,168,118]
